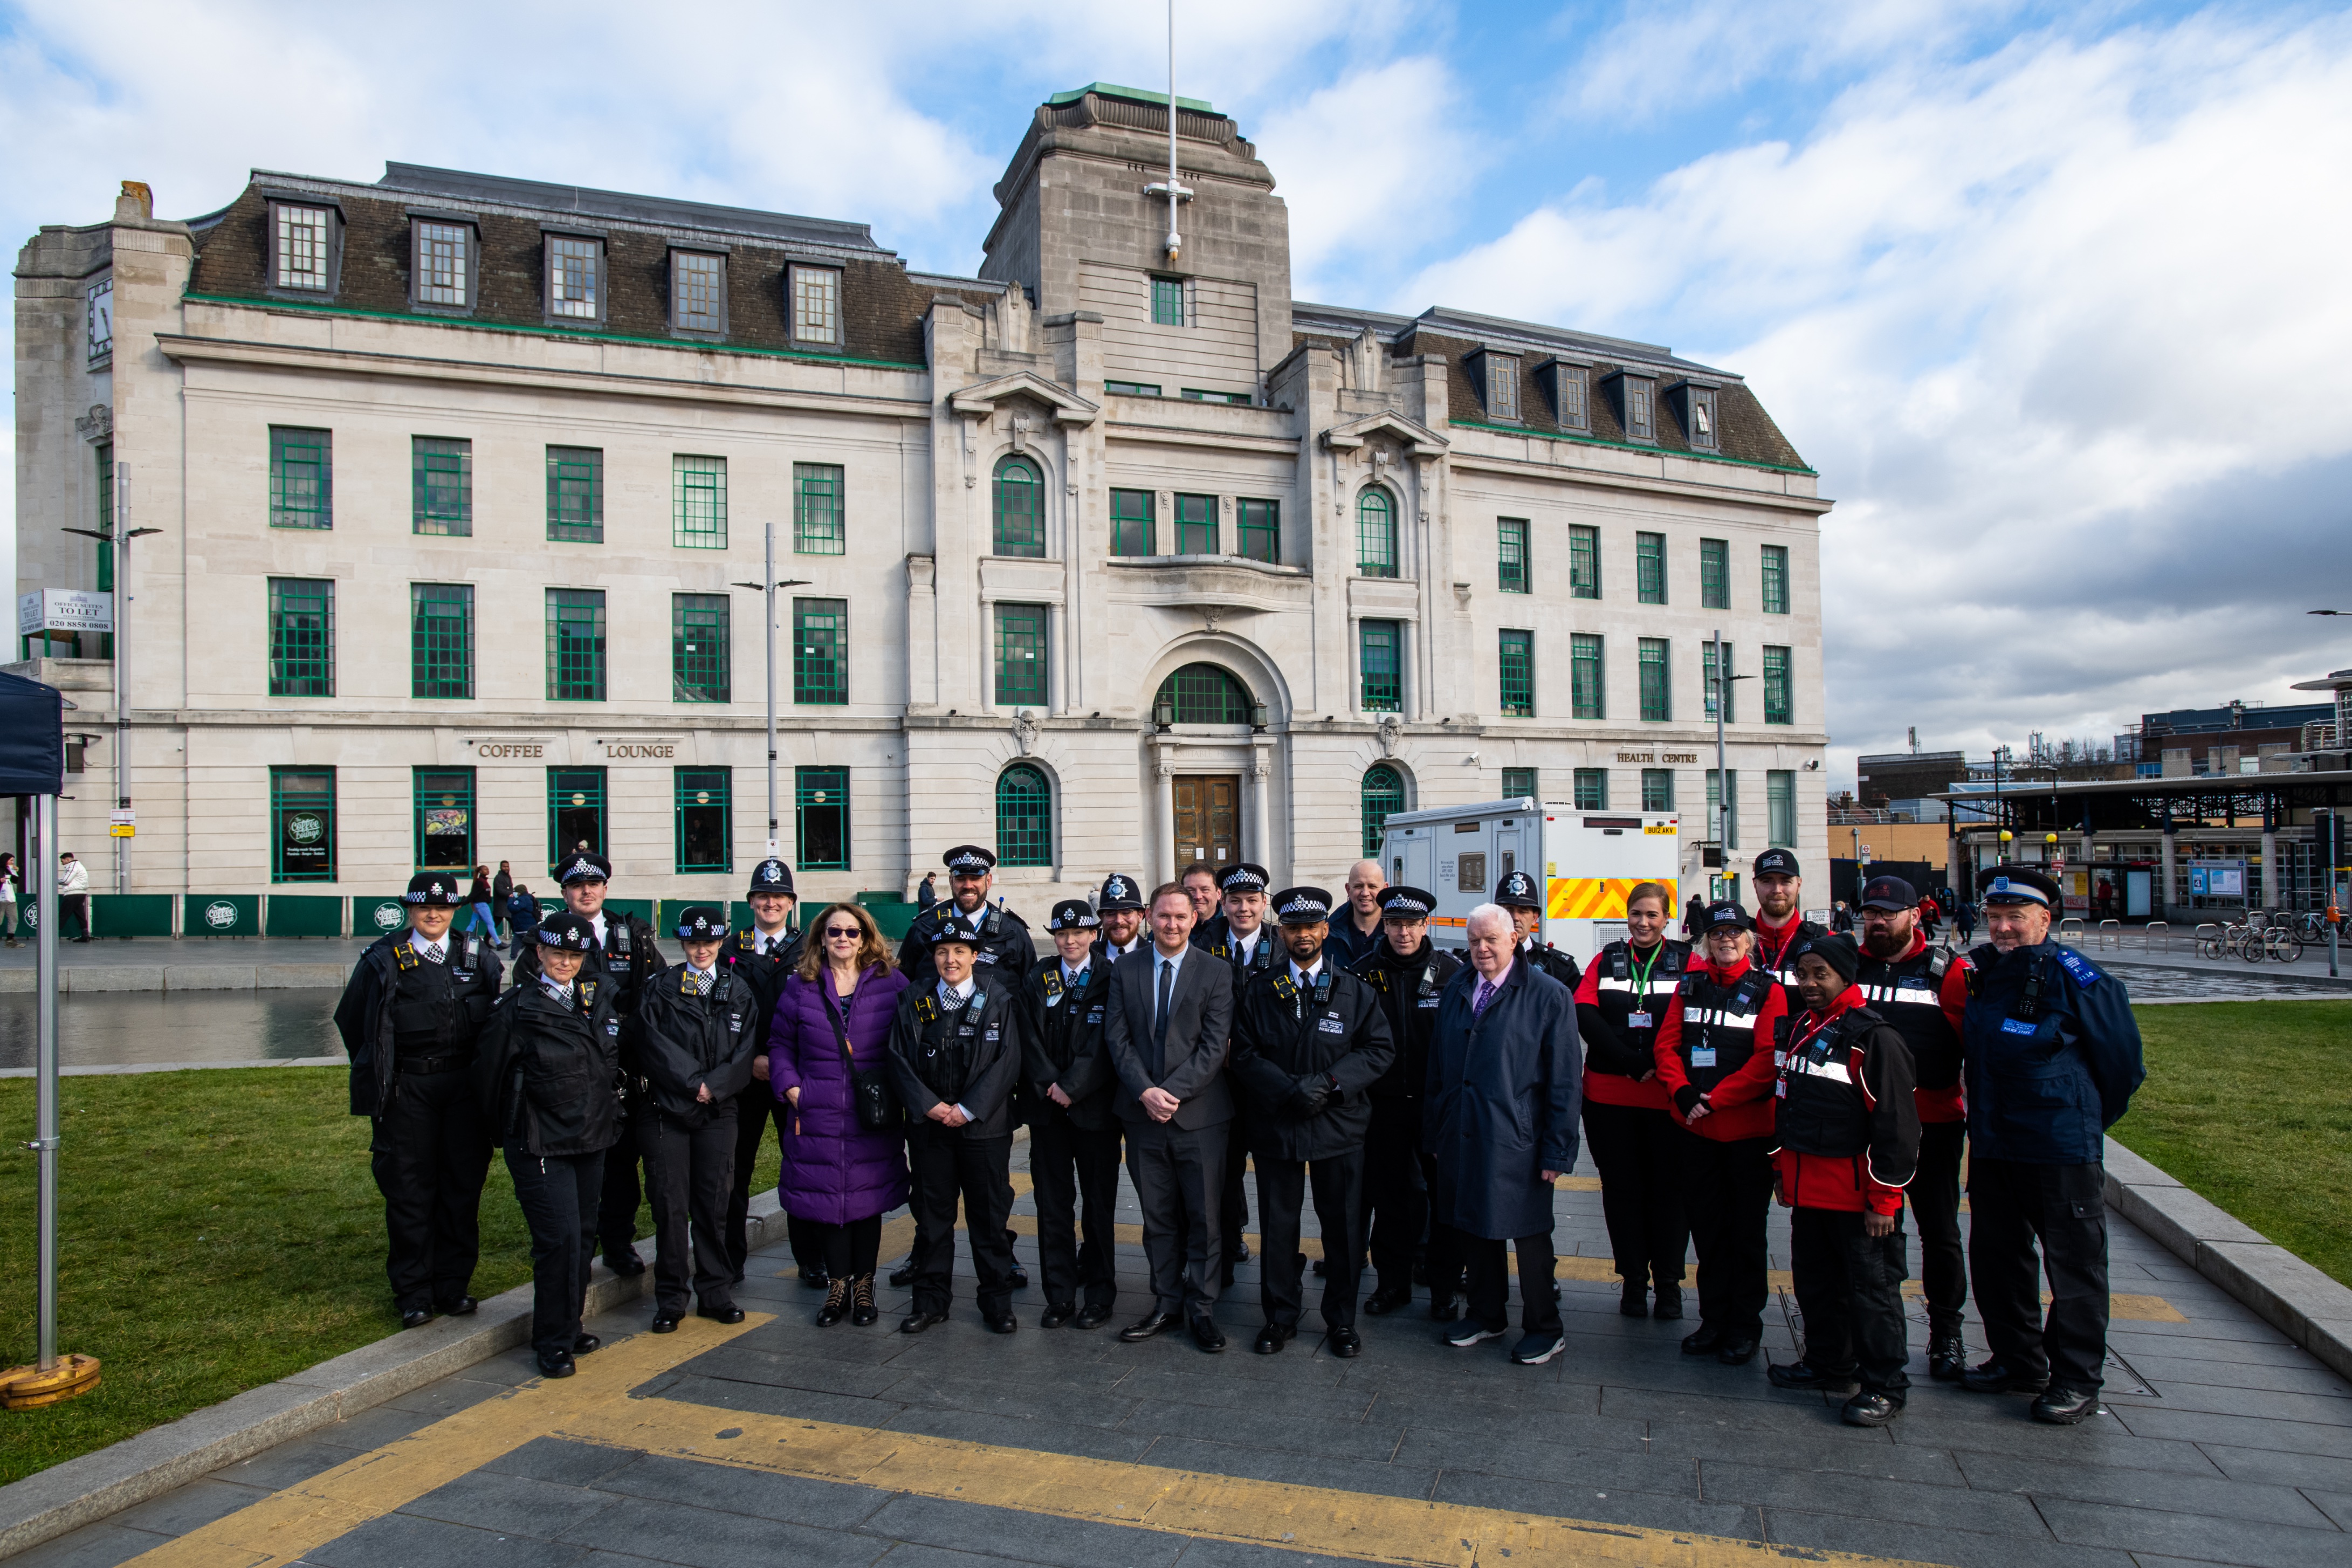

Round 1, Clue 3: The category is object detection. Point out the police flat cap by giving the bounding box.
[1046,899,1101,931]
[1218,862,1270,893]
[943,845,997,874]
[1095,872,1145,911]
[1697,899,1753,933]
[1271,886,1335,925]
[1379,885,1438,919]
[404,872,465,907]
[1494,870,1544,909]
[556,852,612,885]
[534,911,598,950]
[1859,875,1918,911]
[674,904,727,941]
[1752,848,1803,878]
[1978,864,2061,907]
[746,858,796,898]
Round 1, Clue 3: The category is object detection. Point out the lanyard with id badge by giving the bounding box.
[1626,944,1662,1034]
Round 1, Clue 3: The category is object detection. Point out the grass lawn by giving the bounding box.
[0,1067,779,1486]
[2114,1001,2352,1290]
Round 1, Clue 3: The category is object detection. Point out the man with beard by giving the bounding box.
[1748,848,1827,1009]
[897,845,1038,988]
[1350,885,1463,1318]
[1094,873,1151,962]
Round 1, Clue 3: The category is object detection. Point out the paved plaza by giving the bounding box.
[13,1139,2348,1568]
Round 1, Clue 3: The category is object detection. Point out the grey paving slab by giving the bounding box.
[554,1493,886,1568]
[1757,1508,2138,1568]
[3,1521,169,1568]
[2036,1494,2352,1568]
[879,1401,1164,1464]
[306,1509,594,1568]
[2107,1404,2352,1457]
[655,1370,905,1428]
[1164,1541,1391,1568]
[1136,1434,1440,1501]
[101,1476,270,1538]
[1703,1458,2053,1536]
[481,1437,647,1489]
[590,1453,892,1530]
[2305,1490,2352,1531]
[1390,1426,1696,1493]
[2197,1445,2352,1491]
[1955,1449,2338,1526]
[858,1493,1189,1568]
[1119,1397,1408,1463]
[400,1467,625,1541]
[1427,1466,1764,1539]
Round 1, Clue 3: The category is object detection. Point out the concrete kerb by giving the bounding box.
[2103,1135,2352,1381]
[0,964,352,994]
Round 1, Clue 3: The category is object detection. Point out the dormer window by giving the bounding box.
[1667,380,1721,450]
[265,197,340,295]
[408,215,477,311]
[547,233,603,323]
[1535,358,1588,431]
[1604,370,1657,444]
[790,264,841,348]
[671,250,726,335]
[1469,347,1522,423]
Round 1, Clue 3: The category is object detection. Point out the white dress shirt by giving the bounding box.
[408,931,449,962]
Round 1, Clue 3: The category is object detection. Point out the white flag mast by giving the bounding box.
[1145,0,1189,259]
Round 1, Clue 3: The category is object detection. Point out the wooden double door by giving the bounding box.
[1173,774,1241,876]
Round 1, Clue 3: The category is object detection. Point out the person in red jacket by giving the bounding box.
[1653,900,1787,1366]
[1767,932,1920,1426]
[1748,848,1826,1003]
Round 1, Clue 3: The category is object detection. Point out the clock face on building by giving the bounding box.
[87,279,113,361]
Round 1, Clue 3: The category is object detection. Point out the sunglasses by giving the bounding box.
[823,925,863,939]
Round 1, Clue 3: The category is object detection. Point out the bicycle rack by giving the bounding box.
[2097,918,2122,950]
[2143,921,2168,954]
[2059,917,2086,945]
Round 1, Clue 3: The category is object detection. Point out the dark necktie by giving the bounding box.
[1152,958,1174,1077]
[422,944,445,965]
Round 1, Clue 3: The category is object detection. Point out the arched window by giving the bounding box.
[993,456,1043,556]
[1361,765,1406,857]
[1356,487,1398,577]
[1153,663,1251,725]
[995,764,1053,867]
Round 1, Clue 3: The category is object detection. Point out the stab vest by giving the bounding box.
[1590,939,1690,1065]
[1854,946,1961,1091]
[1774,1010,1875,1159]
[1033,964,1103,1076]
[1674,966,1776,1093]
[389,932,476,1057]
[910,986,998,1103]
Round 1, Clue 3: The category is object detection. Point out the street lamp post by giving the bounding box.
[63,462,161,896]
[732,526,809,859]
[1707,629,1755,898]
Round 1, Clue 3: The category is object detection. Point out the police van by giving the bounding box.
[1374,797,1689,962]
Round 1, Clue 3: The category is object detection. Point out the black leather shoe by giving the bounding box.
[1120,1311,1179,1342]
[573,1333,601,1355]
[1191,1316,1227,1353]
[1680,1324,1724,1356]
[1962,1357,2049,1395]
[1232,1242,1252,1263]
[650,1313,681,1333]
[437,1296,478,1317]
[1254,1323,1296,1355]
[1075,1303,1113,1331]
[1619,1281,1649,1317]
[2032,1385,2100,1424]
[1311,1257,1328,1277]
[1041,1303,1076,1329]
[698,1303,746,1325]
[1008,1263,1029,1290]
[799,1264,831,1289]
[1842,1392,1903,1427]
[1928,1333,1968,1381]
[890,1261,917,1288]
[1651,1284,1684,1321]
[1364,1285,1413,1316]
[1428,1292,1463,1323]
[816,1281,850,1328]
[401,1308,433,1330]
[537,1350,576,1378]
[900,1309,949,1334]
[984,1312,1019,1335]
[1716,1336,1759,1365]
[603,1251,646,1278]
[1768,1359,1860,1393]
[1329,1326,1364,1358]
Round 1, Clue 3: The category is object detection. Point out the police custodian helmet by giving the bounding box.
[746,857,796,898]
[1095,873,1146,912]
[1495,870,1543,910]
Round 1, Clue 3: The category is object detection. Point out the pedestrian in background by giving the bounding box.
[1956,899,1979,946]
[57,851,90,943]
[918,873,937,911]
[504,884,538,950]
[492,861,514,940]
[465,864,498,943]
[1,851,19,947]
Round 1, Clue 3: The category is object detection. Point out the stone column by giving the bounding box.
[1250,748,1274,882]
[2159,828,2177,921]
[1156,757,1177,886]
[2262,828,2280,914]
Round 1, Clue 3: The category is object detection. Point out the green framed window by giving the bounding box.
[1360,620,1402,713]
[1110,489,1155,556]
[1707,768,1741,849]
[1763,645,1793,725]
[676,767,732,874]
[1156,663,1250,724]
[1356,489,1398,577]
[1636,531,1666,604]
[1569,524,1600,599]
[412,437,471,535]
[1761,544,1790,615]
[546,446,602,542]
[413,767,474,871]
[1237,499,1279,563]
[546,588,606,701]
[994,603,1048,707]
[1574,768,1608,810]
[796,766,849,870]
[672,593,730,704]
[1182,388,1250,405]
[1638,637,1670,721]
[1361,765,1406,857]
[270,427,332,529]
[1562,631,1601,719]
[1768,769,1797,848]
[268,577,334,697]
[794,462,845,554]
[1151,276,1185,326]
[793,597,846,705]
[1175,492,1216,554]
[1641,768,1675,811]
[1498,519,1529,594]
[1498,630,1535,717]
[94,443,114,592]
[1106,380,1161,397]
[996,765,1053,868]
[1502,767,1537,802]
[548,767,607,864]
[410,583,472,700]
[673,455,727,548]
[1703,640,1735,723]
[271,767,335,883]
[1700,538,1728,609]
[994,457,1044,556]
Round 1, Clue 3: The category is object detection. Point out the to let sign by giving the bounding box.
[17,589,114,636]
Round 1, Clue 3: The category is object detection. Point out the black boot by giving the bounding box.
[851,1273,879,1327]
[816,1278,850,1328]
[1619,1279,1649,1317]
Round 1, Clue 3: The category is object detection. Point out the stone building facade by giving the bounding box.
[12,85,1830,918]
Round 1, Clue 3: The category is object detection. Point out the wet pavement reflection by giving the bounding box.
[0,991,344,1070]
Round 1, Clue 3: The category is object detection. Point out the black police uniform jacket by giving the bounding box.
[1961,940,2144,1165]
[1228,961,1395,1161]
[885,971,1026,1140]
[1200,921,1282,988]
[718,926,804,1062]
[510,909,666,1019]
[1019,957,1118,1132]
[335,929,503,1117]
[895,901,1037,989]
[624,962,758,1128]
[1518,936,1583,994]
[474,978,625,1158]
[1349,938,1462,1104]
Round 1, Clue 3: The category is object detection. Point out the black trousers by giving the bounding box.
[1365,1098,1457,1300]
[596,1115,647,1260]
[1969,1157,2110,1392]
[1909,1120,1968,1332]
[813,1214,883,1278]
[1255,1151,1365,1330]
[505,1143,604,1361]
[639,1104,738,1313]
[1790,1208,1912,1399]
[725,1079,790,1283]
[1581,1098,1689,1290]
[1677,1130,1775,1337]
[61,893,90,941]
[1459,1227,1562,1337]
[1221,1144,1251,1277]
[1125,1116,1227,1319]
[906,1124,1017,1316]
[369,1065,492,1313]
[1031,1112,1123,1312]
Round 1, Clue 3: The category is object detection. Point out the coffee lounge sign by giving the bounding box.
[471,738,680,761]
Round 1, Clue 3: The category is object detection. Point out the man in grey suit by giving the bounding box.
[1107,880,1237,1352]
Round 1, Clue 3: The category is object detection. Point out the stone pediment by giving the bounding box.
[948,370,1100,425]
[1321,409,1446,458]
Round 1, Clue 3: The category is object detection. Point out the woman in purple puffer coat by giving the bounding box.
[771,900,911,1327]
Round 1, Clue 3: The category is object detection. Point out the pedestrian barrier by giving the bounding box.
[2059,917,2086,944]
[261,894,343,939]
[2143,920,2168,953]
[181,893,259,938]
[91,894,173,939]
[2097,918,2122,950]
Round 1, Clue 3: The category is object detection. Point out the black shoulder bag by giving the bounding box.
[826,980,901,1131]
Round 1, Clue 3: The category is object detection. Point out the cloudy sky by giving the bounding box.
[6,0,2348,784]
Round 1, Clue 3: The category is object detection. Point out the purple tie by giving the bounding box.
[1473,980,1497,1017]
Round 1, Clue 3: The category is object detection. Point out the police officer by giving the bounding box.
[510,852,666,1277]
[718,857,813,1288]
[1748,848,1828,1007]
[474,910,624,1379]
[888,924,1025,1333]
[1497,869,1581,992]
[1958,865,2144,1425]
[1021,899,1123,1330]
[897,845,1038,988]
[334,870,503,1328]
[1199,862,1277,1285]
[1853,874,1975,1380]
[1350,885,1463,1318]
[626,905,758,1332]
[1094,873,1151,962]
[1229,887,1394,1356]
